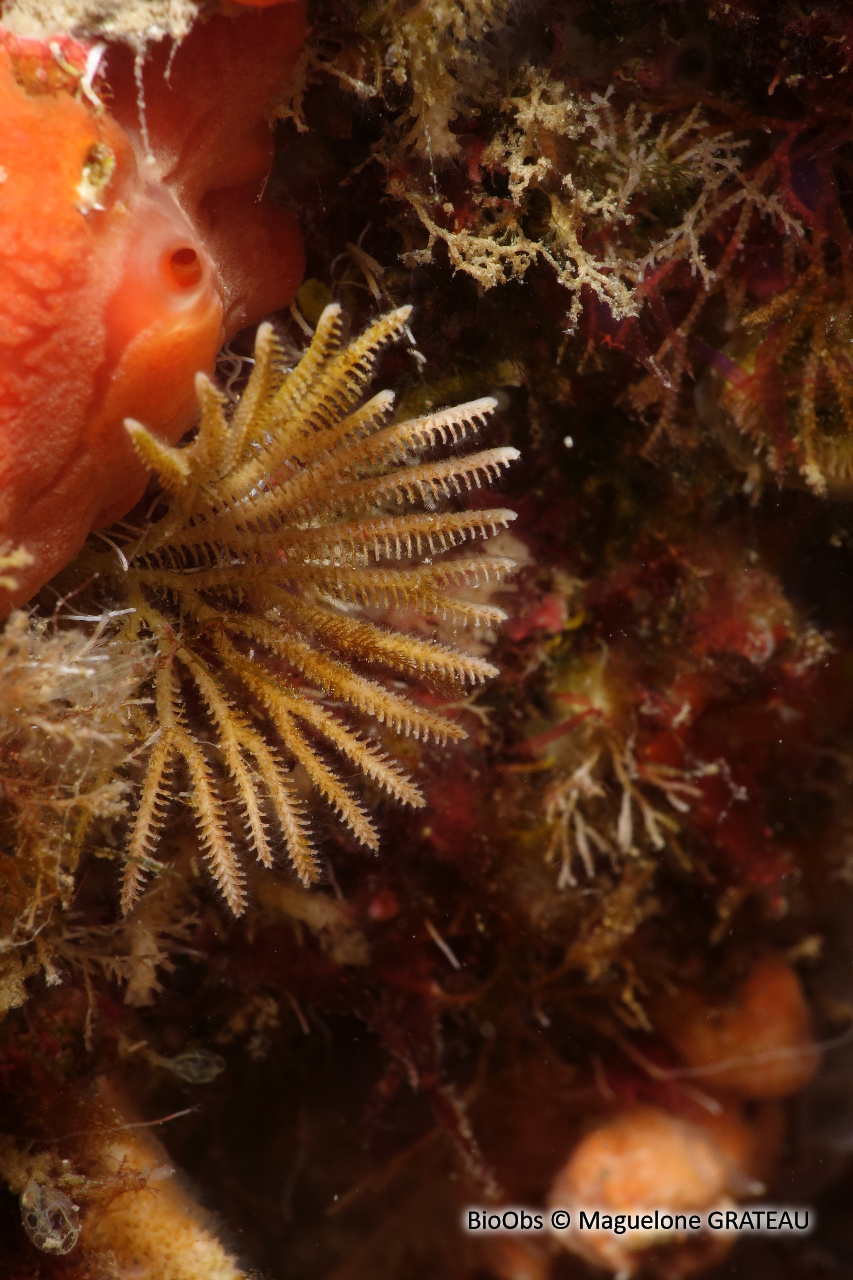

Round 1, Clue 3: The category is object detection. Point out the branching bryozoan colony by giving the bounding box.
[85,305,518,915]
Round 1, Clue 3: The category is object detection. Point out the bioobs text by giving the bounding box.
[464,1207,812,1234]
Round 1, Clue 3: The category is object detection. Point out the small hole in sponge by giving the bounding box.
[166,246,203,289]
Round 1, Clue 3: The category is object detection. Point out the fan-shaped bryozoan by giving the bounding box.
[88,305,518,915]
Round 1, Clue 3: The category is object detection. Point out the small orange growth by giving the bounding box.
[655,955,820,1098]
[548,1105,745,1276]
[553,1106,728,1215]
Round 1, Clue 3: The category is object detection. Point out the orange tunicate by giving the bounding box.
[655,954,821,1098]
[0,5,306,612]
[104,5,306,339]
[0,39,222,609]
